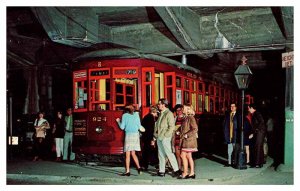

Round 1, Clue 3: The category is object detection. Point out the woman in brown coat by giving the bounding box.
[177,104,198,179]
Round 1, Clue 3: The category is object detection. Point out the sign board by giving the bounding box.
[282,51,294,68]
[74,70,87,79]
[176,90,182,104]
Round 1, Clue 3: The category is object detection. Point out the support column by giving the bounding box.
[47,70,53,112]
[284,66,293,166]
[278,64,293,172]
[24,67,40,114]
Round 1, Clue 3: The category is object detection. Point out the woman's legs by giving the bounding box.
[245,145,250,163]
[125,151,131,173]
[186,152,195,175]
[175,147,182,170]
[180,151,188,177]
[130,150,141,169]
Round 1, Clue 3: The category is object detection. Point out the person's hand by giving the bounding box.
[151,140,155,147]
[184,134,188,139]
[249,134,253,139]
[116,118,120,122]
[176,131,180,135]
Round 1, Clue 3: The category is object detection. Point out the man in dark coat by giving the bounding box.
[141,106,159,170]
[248,103,266,168]
[223,103,241,167]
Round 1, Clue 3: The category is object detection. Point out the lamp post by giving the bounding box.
[234,55,253,170]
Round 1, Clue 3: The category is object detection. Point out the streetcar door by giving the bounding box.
[164,72,176,109]
[141,67,155,117]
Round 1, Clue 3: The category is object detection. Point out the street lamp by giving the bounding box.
[234,55,253,170]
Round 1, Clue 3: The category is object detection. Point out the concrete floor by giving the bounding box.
[6,155,293,185]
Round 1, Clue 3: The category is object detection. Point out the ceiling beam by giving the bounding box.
[7,50,35,67]
[154,7,197,51]
[159,43,287,57]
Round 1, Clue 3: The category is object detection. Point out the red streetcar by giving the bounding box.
[71,58,239,159]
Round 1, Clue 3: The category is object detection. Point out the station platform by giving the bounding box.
[6,154,293,185]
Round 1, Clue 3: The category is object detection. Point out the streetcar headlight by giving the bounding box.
[95,127,103,133]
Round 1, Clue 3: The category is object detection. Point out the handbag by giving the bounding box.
[139,126,145,132]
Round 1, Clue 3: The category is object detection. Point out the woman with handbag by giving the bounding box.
[32,111,50,161]
[177,104,198,179]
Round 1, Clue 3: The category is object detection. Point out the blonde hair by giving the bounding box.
[149,105,158,113]
[183,104,195,116]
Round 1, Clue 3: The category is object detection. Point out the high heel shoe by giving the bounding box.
[120,172,130,176]
[187,174,196,179]
[137,167,143,175]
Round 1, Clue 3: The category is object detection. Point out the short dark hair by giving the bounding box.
[248,103,258,110]
[38,111,45,115]
[158,98,169,107]
[174,104,183,111]
[125,104,135,114]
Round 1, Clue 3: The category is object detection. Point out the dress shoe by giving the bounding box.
[187,174,196,179]
[55,157,61,162]
[32,156,39,161]
[255,164,263,168]
[137,167,143,174]
[120,172,131,176]
[223,163,230,167]
[173,170,182,177]
[156,172,165,177]
[177,174,189,179]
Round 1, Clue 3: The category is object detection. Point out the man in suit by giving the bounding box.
[248,103,266,168]
[152,98,180,177]
[223,103,240,167]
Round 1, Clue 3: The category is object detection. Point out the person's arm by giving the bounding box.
[183,116,198,138]
[52,123,56,134]
[44,120,50,129]
[164,112,175,138]
[116,114,126,130]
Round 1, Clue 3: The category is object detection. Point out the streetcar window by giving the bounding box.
[74,82,87,110]
[154,73,161,102]
[166,87,173,107]
[176,76,181,88]
[89,78,111,111]
[116,95,124,104]
[184,79,189,89]
[184,91,190,104]
[198,94,203,112]
[166,75,173,85]
[145,84,151,107]
[210,98,214,113]
[192,81,196,91]
[146,72,152,82]
[198,83,204,93]
[116,83,123,94]
[114,79,137,110]
[73,70,88,111]
[191,93,196,110]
